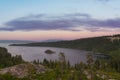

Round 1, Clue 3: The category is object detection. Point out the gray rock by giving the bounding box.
[0,63,48,78]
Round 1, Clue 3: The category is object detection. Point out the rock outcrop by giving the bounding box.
[0,63,48,78]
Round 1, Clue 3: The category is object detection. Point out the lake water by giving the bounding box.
[0,43,89,65]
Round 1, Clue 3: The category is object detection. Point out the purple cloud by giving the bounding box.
[0,13,120,32]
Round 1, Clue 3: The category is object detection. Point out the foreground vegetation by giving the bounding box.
[0,47,120,80]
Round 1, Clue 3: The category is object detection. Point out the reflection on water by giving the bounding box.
[0,43,88,65]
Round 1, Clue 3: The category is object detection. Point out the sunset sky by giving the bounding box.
[0,0,120,41]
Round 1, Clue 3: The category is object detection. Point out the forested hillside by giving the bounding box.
[10,34,120,54]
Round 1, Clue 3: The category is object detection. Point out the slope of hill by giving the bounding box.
[41,39,63,42]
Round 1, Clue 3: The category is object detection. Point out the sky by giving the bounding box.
[0,0,120,41]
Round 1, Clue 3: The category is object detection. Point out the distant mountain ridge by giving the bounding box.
[0,40,34,43]
[0,39,63,43]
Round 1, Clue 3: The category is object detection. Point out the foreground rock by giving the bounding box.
[0,63,48,78]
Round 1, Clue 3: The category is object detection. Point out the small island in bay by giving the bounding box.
[45,49,55,54]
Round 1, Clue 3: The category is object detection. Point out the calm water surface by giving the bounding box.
[0,43,88,65]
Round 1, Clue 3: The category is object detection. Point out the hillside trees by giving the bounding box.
[0,47,24,68]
